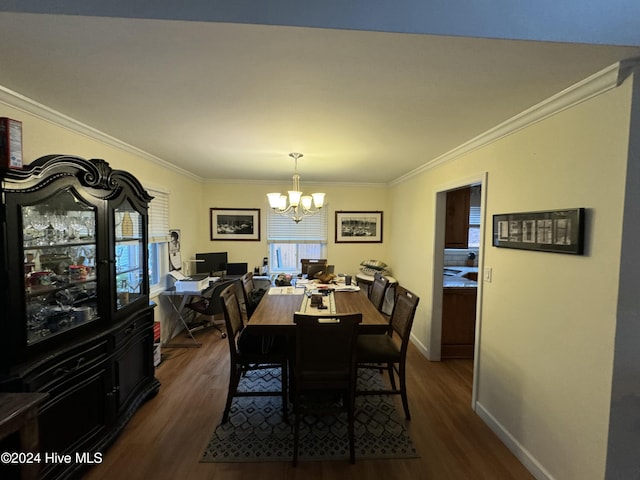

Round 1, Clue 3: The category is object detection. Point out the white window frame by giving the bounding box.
[267,207,328,274]
[147,187,171,297]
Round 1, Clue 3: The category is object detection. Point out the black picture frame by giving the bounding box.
[210,208,261,241]
[335,211,383,243]
[493,208,585,255]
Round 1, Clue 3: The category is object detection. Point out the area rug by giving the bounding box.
[201,368,419,462]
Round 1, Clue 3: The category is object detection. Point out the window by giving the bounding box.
[147,188,170,295]
[468,186,482,248]
[267,208,328,274]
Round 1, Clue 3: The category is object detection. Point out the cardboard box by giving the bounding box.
[0,117,23,169]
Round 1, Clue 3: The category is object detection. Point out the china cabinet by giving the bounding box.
[0,155,160,479]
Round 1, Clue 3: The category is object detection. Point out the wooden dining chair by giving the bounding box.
[219,283,288,424]
[239,271,264,319]
[300,258,327,276]
[368,272,390,313]
[356,286,420,420]
[292,312,362,466]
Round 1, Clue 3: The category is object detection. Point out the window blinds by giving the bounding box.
[267,207,328,243]
[147,188,170,243]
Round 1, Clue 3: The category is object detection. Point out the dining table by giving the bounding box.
[246,284,390,335]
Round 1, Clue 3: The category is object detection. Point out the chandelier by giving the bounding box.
[267,152,325,223]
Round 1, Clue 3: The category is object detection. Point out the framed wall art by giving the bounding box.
[493,208,585,254]
[335,211,383,243]
[210,208,261,241]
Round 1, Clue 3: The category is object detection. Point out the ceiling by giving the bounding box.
[1,4,640,185]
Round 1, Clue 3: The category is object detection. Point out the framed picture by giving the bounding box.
[335,211,383,243]
[493,208,585,254]
[169,229,182,271]
[210,208,260,241]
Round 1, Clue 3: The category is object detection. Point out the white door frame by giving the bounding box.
[430,171,488,409]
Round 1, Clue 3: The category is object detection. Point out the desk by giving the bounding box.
[160,285,213,348]
[247,288,389,335]
[0,392,49,480]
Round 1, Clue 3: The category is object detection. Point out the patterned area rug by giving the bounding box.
[201,368,419,462]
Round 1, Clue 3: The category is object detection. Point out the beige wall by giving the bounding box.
[196,182,389,277]
[388,73,634,478]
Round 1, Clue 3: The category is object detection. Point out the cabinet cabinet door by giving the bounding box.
[112,309,156,415]
[113,198,148,313]
[441,288,477,358]
[21,189,101,347]
[445,187,471,248]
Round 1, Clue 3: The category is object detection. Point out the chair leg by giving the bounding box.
[348,391,356,464]
[398,363,411,420]
[386,363,397,390]
[292,394,300,466]
[281,362,288,422]
[222,367,240,423]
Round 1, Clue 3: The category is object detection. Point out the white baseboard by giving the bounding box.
[475,401,555,480]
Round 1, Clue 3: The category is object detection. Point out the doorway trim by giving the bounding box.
[431,171,488,409]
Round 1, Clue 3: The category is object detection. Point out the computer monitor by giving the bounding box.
[195,252,228,276]
[225,262,248,277]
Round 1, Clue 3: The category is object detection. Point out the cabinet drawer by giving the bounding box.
[24,340,109,392]
[112,310,153,346]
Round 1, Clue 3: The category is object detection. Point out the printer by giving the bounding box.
[169,271,213,292]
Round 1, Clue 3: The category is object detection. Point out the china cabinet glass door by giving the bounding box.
[114,199,145,310]
[22,188,98,345]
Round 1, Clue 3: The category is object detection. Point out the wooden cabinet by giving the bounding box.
[441,287,477,359]
[445,187,471,248]
[0,155,160,479]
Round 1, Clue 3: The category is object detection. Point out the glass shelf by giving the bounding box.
[21,189,99,345]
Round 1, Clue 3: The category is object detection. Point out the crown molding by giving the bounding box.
[0,85,203,182]
[391,58,640,186]
[203,177,386,188]
[3,57,639,189]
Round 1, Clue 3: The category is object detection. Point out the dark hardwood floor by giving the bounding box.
[83,327,534,480]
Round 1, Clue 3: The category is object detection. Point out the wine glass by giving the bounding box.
[83,217,95,239]
[50,214,68,243]
[25,210,50,245]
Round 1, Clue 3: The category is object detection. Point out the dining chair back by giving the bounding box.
[368,272,390,312]
[300,258,327,275]
[292,312,362,466]
[184,279,236,338]
[219,283,288,424]
[356,285,419,419]
[306,263,327,280]
[239,271,258,319]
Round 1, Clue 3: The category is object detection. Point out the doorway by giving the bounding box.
[430,172,487,409]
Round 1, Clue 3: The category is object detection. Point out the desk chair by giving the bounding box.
[292,313,362,466]
[220,283,288,424]
[184,280,236,338]
[356,286,419,420]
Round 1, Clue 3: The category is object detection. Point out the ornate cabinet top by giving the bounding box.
[2,154,152,202]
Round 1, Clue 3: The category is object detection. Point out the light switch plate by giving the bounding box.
[484,267,492,283]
